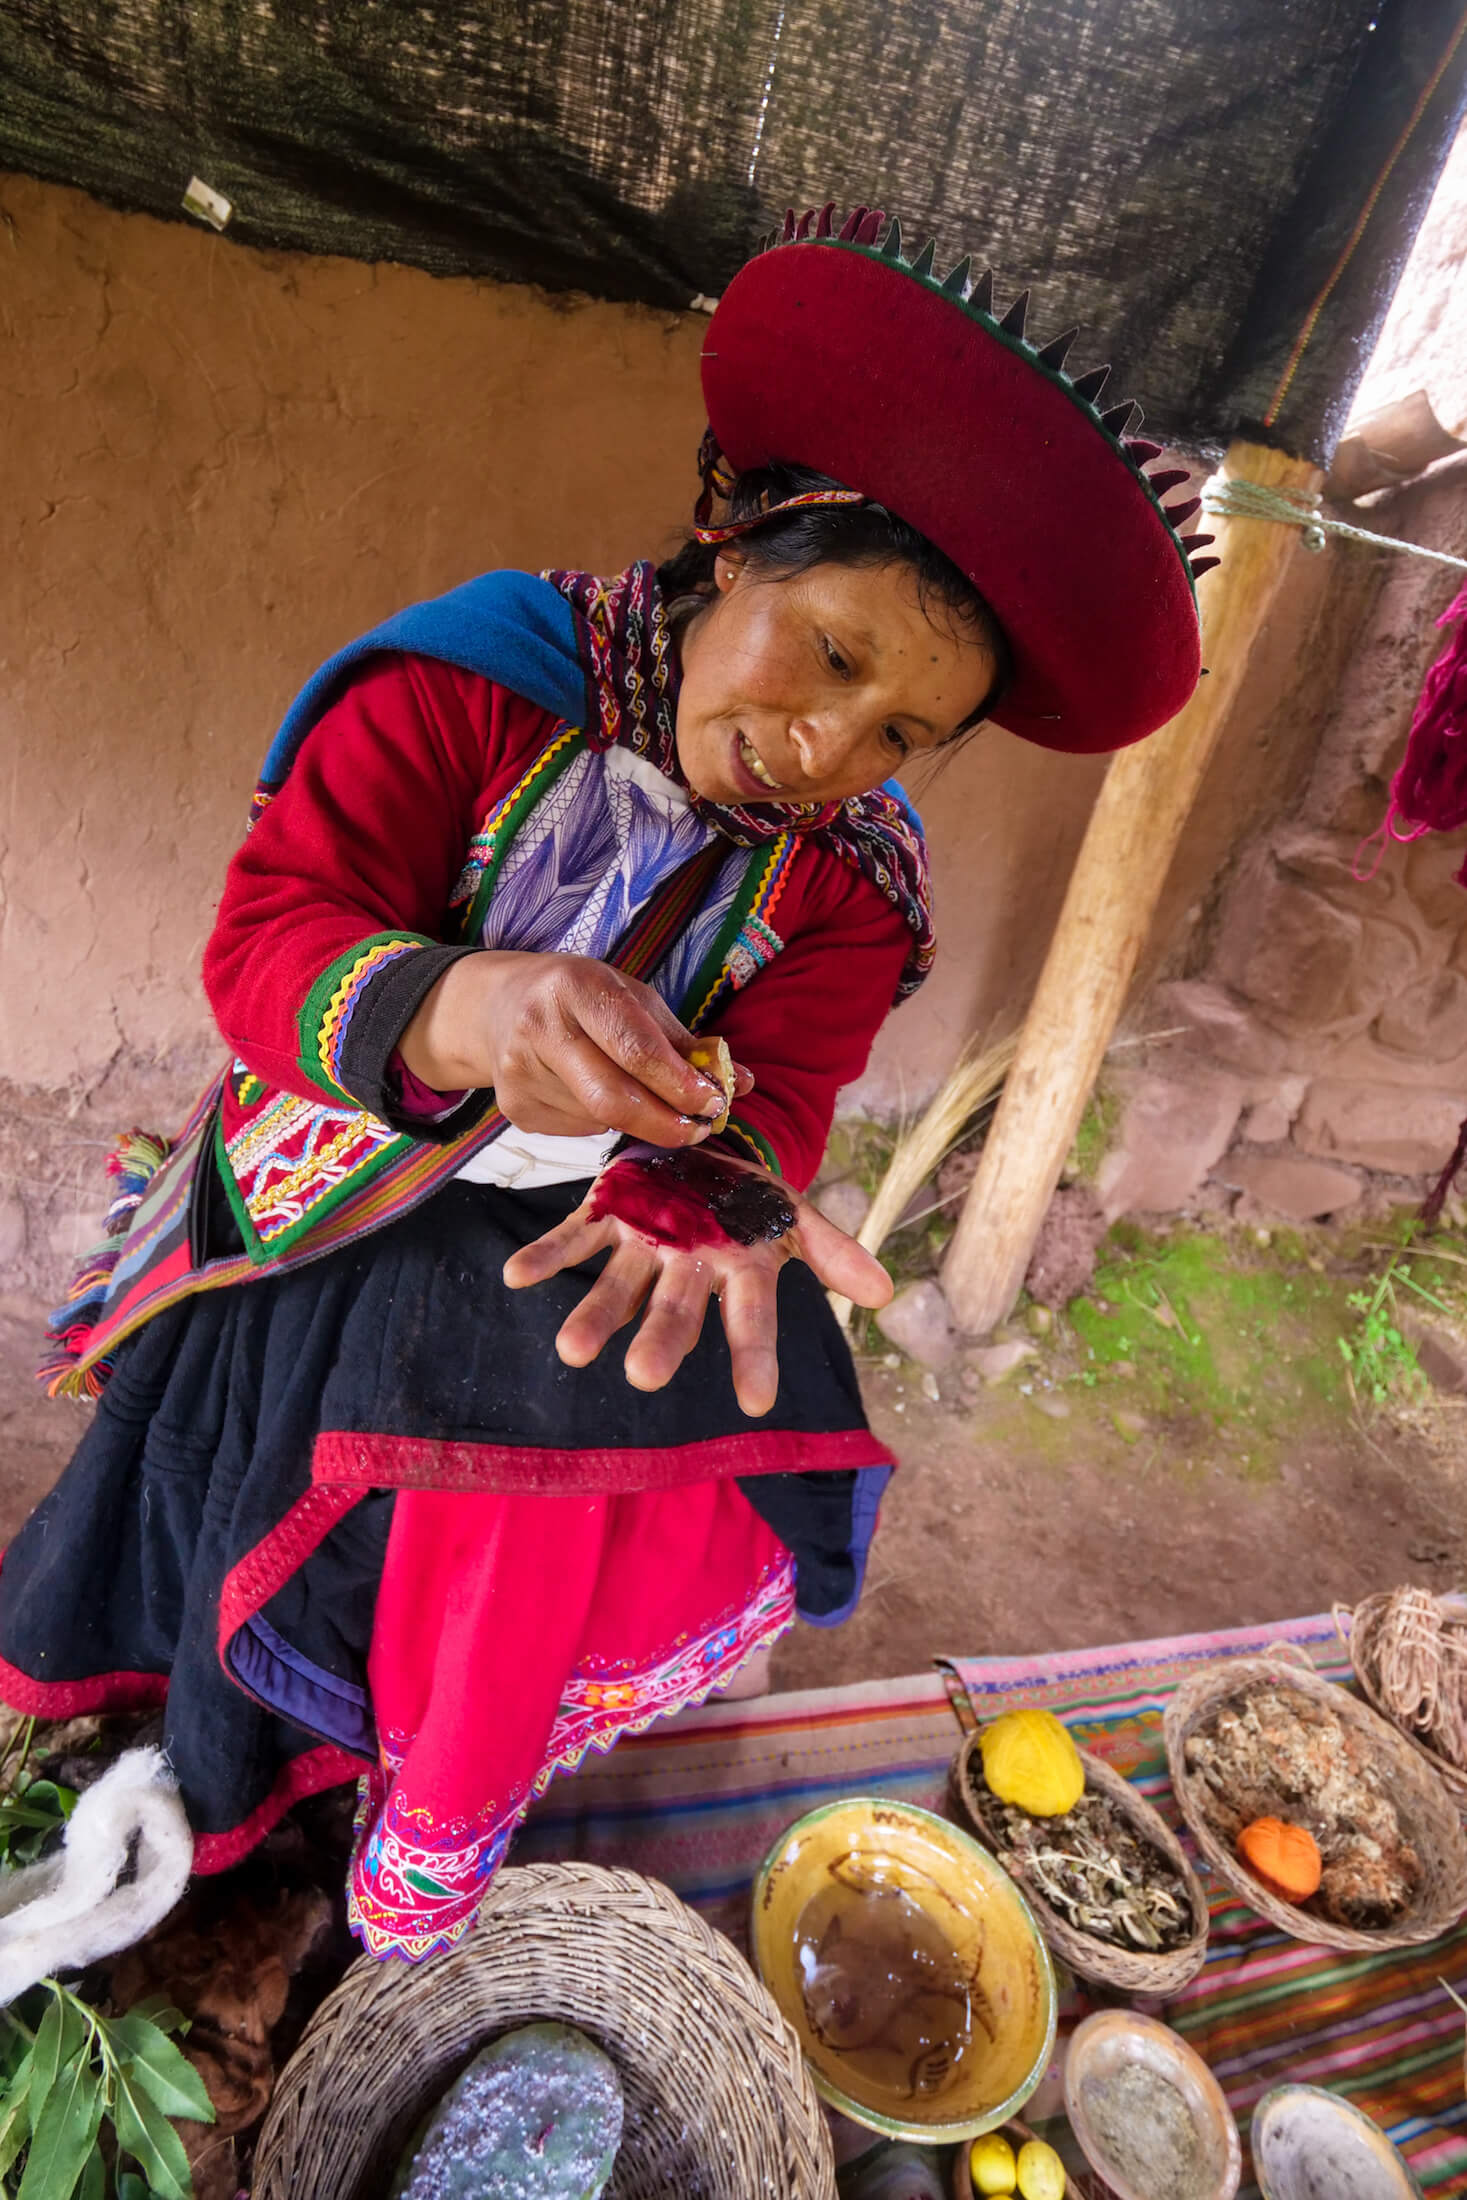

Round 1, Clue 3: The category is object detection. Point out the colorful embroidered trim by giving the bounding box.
[693,486,867,545]
[297,932,436,1103]
[219,1089,409,1260]
[448,726,583,936]
[682,829,798,1029]
[345,1557,796,1961]
[722,1118,781,1175]
[37,1129,172,1397]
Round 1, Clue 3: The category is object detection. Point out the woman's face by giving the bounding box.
[674,552,998,808]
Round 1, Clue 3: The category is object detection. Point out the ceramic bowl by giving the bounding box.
[750,1796,1057,2143]
[1252,2084,1424,2200]
[1063,2008,1241,2200]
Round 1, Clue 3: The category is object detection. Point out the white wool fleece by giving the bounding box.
[0,1747,193,2006]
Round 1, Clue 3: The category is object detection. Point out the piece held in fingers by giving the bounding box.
[687,1036,736,1130]
[588,1146,795,1251]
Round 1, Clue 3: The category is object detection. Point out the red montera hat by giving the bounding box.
[700,206,1212,755]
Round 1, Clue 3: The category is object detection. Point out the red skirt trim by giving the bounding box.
[191,1743,363,1874]
[311,1422,891,1496]
[216,1484,362,1655]
[0,1643,169,1721]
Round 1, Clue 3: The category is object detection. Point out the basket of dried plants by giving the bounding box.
[947,1713,1209,1995]
[1163,1647,1467,1952]
[1336,1588,1467,1808]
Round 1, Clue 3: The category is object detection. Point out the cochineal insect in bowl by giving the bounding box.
[750,1797,1057,2144]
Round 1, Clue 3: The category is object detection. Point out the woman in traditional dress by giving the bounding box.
[0,206,1209,1960]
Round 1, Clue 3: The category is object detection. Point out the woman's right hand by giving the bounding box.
[397,950,750,1147]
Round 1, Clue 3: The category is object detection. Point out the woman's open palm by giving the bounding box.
[502,1149,892,1417]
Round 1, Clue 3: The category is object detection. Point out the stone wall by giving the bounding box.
[1103,453,1467,1228]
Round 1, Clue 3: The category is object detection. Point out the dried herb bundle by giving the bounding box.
[964,1767,1193,1951]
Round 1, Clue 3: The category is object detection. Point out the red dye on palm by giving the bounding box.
[589,1147,795,1250]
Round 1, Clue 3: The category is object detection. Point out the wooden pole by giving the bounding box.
[941,439,1324,1337]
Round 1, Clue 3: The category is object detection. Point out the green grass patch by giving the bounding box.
[1067,1226,1352,1472]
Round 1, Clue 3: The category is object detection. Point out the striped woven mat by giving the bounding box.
[518,1614,1467,2196]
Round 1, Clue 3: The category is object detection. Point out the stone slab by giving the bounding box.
[1096,1068,1244,1220]
[1214,1151,1363,1221]
[875,1279,957,1371]
[1294,1080,1467,1175]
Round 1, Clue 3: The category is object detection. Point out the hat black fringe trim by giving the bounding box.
[997,289,1030,338]
[1034,326,1078,371]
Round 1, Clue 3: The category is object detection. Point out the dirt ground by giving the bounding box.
[772,1360,1462,1689]
[3,1213,1463,1696]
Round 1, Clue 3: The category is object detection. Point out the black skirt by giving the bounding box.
[0,1177,891,1856]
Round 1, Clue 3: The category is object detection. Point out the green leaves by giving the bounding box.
[105,2026,210,2127]
[29,2002,86,2115]
[110,2069,192,2200]
[17,2052,103,2200]
[0,1981,213,2200]
[0,1783,77,1872]
[1339,1255,1428,1409]
[0,2065,33,2183]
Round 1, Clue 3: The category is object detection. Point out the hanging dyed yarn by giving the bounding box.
[1385,579,1467,873]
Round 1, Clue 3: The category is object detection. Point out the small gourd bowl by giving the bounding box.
[750,1796,1057,2146]
[1252,2084,1424,2200]
[948,2118,1084,2199]
[950,1727,1209,1993]
[1064,2009,1241,2200]
[1163,1648,1467,1951]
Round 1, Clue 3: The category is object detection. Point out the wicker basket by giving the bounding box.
[252,1862,836,2200]
[1336,1593,1467,1809]
[1163,1649,1467,1952]
[949,1732,1209,1994]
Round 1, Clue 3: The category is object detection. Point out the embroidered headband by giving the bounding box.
[693,483,869,547]
[692,425,868,543]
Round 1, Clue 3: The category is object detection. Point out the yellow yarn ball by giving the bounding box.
[978,1709,1084,1817]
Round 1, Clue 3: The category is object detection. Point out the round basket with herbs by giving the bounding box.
[1163,1648,1467,1952]
[950,1708,1209,1995]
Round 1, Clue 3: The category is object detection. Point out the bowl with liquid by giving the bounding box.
[750,1796,1057,2143]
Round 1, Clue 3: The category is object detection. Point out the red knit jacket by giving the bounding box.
[203,654,910,1190]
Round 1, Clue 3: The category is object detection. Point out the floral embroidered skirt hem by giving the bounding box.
[0,1179,892,1960]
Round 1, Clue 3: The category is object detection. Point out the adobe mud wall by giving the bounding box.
[4,171,1342,1296]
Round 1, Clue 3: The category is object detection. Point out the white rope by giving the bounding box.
[1202,476,1467,572]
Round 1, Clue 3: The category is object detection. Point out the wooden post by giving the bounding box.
[941,438,1324,1337]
